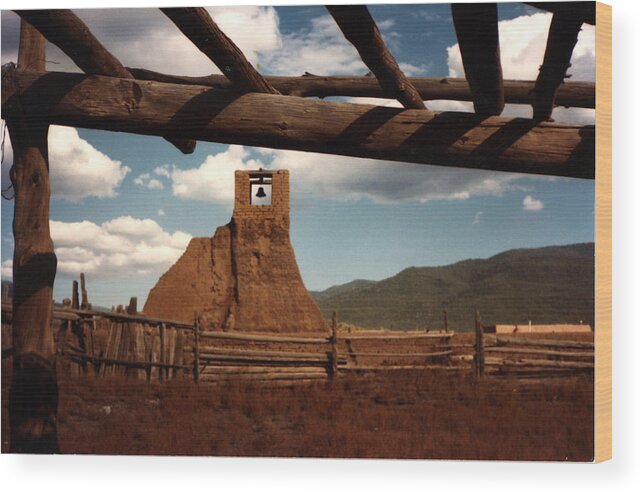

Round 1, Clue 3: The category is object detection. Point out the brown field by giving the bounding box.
[2,331,594,460]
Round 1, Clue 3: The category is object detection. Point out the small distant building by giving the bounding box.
[484,323,592,334]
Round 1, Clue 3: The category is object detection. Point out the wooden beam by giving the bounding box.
[7,19,59,454]
[127,68,595,108]
[13,9,196,154]
[451,3,504,115]
[532,11,585,120]
[525,2,596,25]
[1,68,595,179]
[160,7,279,94]
[326,5,425,109]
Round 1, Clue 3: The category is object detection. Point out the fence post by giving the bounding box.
[474,310,485,378]
[80,272,89,309]
[72,280,80,310]
[193,313,200,384]
[330,311,338,378]
[159,322,166,383]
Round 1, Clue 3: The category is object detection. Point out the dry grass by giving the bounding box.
[1,330,594,460]
[1,367,593,461]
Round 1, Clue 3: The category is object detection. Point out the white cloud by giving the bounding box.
[133,173,150,185]
[523,195,544,211]
[147,178,163,190]
[473,211,483,225]
[1,124,130,201]
[134,173,164,190]
[171,145,264,203]
[169,143,529,205]
[157,208,166,216]
[154,165,171,179]
[260,14,423,76]
[1,259,12,279]
[273,149,525,204]
[260,15,366,76]
[49,216,192,277]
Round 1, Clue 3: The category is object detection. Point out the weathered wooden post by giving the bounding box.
[330,311,338,378]
[474,310,485,378]
[2,283,10,303]
[193,313,200,384]
[71,280,79,310]
[159,322,166,383]
[80,272,89,309]
[6,19,59,453]
[443,308,448,332]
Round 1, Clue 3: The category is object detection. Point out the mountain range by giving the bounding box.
[310,243,595,331]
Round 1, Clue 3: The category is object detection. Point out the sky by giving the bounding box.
[0,3,596,307]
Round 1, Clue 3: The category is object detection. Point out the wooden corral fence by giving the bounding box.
[463,311,595,377]
[2,304,459,382]
[2,301,194,382]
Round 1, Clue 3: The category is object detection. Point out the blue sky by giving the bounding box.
[0,3,596,307]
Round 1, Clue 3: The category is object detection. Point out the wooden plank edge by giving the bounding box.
[594,0,612,463]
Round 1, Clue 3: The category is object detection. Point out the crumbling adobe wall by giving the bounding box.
[143,170,328,335]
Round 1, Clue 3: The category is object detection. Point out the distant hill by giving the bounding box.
[311,243,595,331]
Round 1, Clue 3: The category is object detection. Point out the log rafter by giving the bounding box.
[451,3,504,115]
[532,10,585,121]
[13,9,196,154]
[326,5,426,110]
[160,7,279,94]
[126,68,595,108]
[2,68,595,179]
[525,2,596,25]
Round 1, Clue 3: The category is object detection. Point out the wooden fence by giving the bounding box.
[468,311,595,377]
[2,304,457,382]
[2,299,594,382]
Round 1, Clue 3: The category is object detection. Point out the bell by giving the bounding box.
[255,186,267,198]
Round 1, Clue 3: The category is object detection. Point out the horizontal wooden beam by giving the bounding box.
[485,335,594,349]
[525,2,596,25]
[127,68,595,109]
[1,303,194,329]
[339,331,453,340]
[1,68,595,179]
[326,5,425,109]
[14,9,196,154]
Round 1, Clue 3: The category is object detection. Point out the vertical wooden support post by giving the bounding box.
[193,313,200,384]
[474,310,485,378]
[2,283,10,303]
[6,19,59,453]
[443,308,448,332]
[80,272,88,309]
[451,3,505,115]
[330,311,338,378]
[127,296,137,315]
[159,323,166,383]
[173,328,184,380]
[71,280,79,309]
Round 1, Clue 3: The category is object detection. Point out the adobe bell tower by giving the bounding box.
[144,169,328,335]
